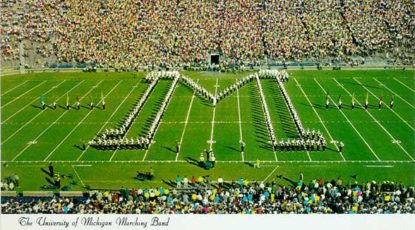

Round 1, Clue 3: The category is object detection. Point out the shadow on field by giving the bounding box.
[73,144,86,151]
[139,84,171,136]
[41,168,53,177]
[299,102,325,110]
[162,179,176,187]
[264,80,299,138]
[225,146,240,153]
[31,104,43,110]
[185,157,208,170]
[280,176,297,186]
[162,146,176,154]
[248,83,274,152]
[58,105,69,110]
[244,162,254,167]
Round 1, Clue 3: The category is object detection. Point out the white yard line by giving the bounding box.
[44,81,122,161]
[255,78,279,162]
[393,78,415,93]
[354,78,415,131]
[1,80,28,96]
[293,78,345,161]
[262,166,279,183]
[176,81,198,161]
[139,148,150,162]
[142,79,179,161]
[314,78,381,161]
[72,165,86,187]
[2,80,77,144]
[2,80,67,124]
[109,81,159,160]
[208,78,219,151]
[333,78,414,162]
[11,81,103,161]
[373,78,415,109]
[1,80,47,109]
[4,160,413,164]
[117,82,159,139]
[236,80,245,162]
[76,81,142,161]
[364,165,394,168]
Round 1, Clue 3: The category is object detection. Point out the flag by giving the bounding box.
[338,95,342,103]
[66,94,69,105]
[365,92,369,105]
[76,95,80,102]
[101,91,104,103]
[40,95,45,104]
[352,93,355,103]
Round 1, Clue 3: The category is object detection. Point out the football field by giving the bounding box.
[1,70,414,191]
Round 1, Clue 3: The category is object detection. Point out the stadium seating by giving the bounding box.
[1,0,413,70]
[2,179,413,214]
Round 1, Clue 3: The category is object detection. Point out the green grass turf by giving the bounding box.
[1,70,414,192]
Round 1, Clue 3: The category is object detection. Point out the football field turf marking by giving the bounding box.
[373,78,415,109]
[1,80,47,109]
[44,81,122,161]
[393,78,415,93]
[142,79,179,161]
[353,78,415,131]
[2,80,78,144]
[262,165,279,183]
[2,80,67,124]
[11,81,103,161]
[72,165,86,187]
[176,81,198,161]
[364,165,393,168]
[256,79,279,162]
[109,81,159,160]
[208,78,219,151]
[314,78,381,161]
[293,78,345,161]
[1,80,28,96]
[333,78,415,162]
[76,81,142,161]
[5,160,413,164]
[236,80,244,162]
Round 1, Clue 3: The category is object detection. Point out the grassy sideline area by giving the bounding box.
[1,69,414,192]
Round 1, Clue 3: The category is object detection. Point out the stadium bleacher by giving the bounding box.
[1,0,413,71]
[0,0,414,218]
[1,178,414,214]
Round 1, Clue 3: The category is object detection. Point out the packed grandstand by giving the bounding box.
[1,0,414,218]
[1,0,414,70]
[2,178,414,214]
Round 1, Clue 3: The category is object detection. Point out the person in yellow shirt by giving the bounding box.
[254,159,260,168]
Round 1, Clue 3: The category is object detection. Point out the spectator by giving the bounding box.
[1,0,413,70]
[1,178,413,214]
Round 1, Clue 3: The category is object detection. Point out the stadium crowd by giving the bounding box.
[2,177,414,214]
[1,0,413,69]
